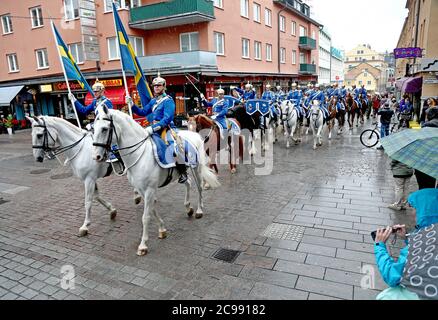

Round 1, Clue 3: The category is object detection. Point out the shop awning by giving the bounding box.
[0,85,24,106]
[85,88,126,106]
[395,77,409,90]
[402,76,423,93]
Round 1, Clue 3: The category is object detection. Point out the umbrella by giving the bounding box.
[400,223,438,300]
[380,127,438,179]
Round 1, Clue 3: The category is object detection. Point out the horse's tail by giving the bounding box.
[198,141,221,189]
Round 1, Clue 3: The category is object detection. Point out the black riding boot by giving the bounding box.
[176,164,188,184]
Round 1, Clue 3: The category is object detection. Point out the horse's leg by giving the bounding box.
[134,189,142,205]
[318,122,323,146]
[151,198,167,239]
[184,179,194,217]
[79,178,95,237]
[229,136,237,174]
[94,184,117,220]
[194,167,204,219]
[328,120,332,140]
[137,188,154,256]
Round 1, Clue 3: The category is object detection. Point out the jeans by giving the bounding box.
[394,177,411,207]
[380,123,390,138]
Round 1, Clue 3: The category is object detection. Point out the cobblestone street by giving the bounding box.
[0,123,417,300]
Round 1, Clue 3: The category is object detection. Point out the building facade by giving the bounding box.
[318,26,331,85]
[344,62,381,93]
[0,0,322,120]
[330,47,344,85]
[395,0,438,106]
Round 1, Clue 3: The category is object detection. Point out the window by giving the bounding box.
[367,81,372,85]
[35,49,49,69]
[7,54,19,72]
[266,43,272,61]
[242,38,250,58]
[265,8,272,27]
[214,32,225,55]
[129,36,144,56]
[253,3,261,23]
[1,15,13,34]
[299,25,307,37]
[300,52,306,64]
[292,50,296,65]
[107,37,120,60]
[240,0,249,18]
[372,56,375,60]
[312,30,316,39]
[213,0,223,8]
[30,7,44,28]
[254,41,261,60]
[363,72,368,77]
[348,81,351,85]
[180,32,198,52]
[279,15,285,32]
[357,50,360,54]
[280,47,286,64]
[68,43,84,64]
[64,0,79,20]
[105,0,140,12]
[291,21,296,36]
[359,81,363,85]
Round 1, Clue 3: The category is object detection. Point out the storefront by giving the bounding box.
[0,85,25,119]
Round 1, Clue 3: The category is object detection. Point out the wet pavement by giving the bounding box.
[0,122,417,300]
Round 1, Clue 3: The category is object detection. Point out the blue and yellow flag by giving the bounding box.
[113,2,152,107]
[51,21,94,97]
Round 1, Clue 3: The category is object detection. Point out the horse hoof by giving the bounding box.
[137,248,148,256]
[110,209,117,220]
[158,230,167,239]
[195,213,203,219]
[134,197,141,205]
[231,168,237,174]
[79,228,88,237]
[187,207,194,217]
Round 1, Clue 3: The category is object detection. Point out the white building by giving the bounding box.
[318,27,331,85]
[331,47,344,85]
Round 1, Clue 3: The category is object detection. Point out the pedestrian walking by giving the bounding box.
[377,102,394,150]
[389,159,414,211]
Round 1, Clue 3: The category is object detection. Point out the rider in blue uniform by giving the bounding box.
[287,83,304,117]
[309,84,329,119]
[200,88,230,130]
[262,83,276,102]
[359,84,368,107]
[235,83,255,102]
[351,84,362,109]
[127,75,187,183]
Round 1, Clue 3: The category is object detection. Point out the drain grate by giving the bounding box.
[212,248,240,263]
[50,173,73,180]
[261,223,305,241]
[30,169,51,174]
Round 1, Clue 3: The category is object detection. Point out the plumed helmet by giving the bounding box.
[217,88,225,95]
[292,83,297,87]
[245,83,252,89]
[92,79,105,91]
[315,83,320,88]
[276,85,281,90]
[307,83,312,87]
[152,72,166,86]
[266,83,271,88]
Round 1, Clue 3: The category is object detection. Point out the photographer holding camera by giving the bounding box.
[373,188,438,300]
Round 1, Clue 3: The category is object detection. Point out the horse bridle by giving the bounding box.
[32,118,87,158]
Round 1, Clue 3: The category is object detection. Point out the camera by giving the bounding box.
[371,227,401,241]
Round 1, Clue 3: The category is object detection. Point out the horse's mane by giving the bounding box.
[42,116,83,134]
[197,114,215,126]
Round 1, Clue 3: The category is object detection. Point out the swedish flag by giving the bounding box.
[51,21,94,96]
[113,2,152,107]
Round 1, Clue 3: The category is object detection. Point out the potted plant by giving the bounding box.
[3,114,17,135]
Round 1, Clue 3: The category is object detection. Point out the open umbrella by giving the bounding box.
[380,127,438,179]
[400,223,438,300]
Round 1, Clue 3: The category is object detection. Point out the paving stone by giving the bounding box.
[353,286,380,300]
[322,219,354,229]
[308,293,342,300]
[266,248,306,263]
[336,249,376,264]
[238,265,298,289]
[291,209,317,217]
[40,285,60,296]
[249,282,308,300]
[2,292,18,300]
[295,276,353,300]
[302,205,345,215]
[345,241,375,254]
[324,230,364,242]
[293,216,323,225]
[305,254,362,273]
[234,253,277,270]
[297,243,336,257]
[20,288,38,299]
[300,235,346,249]
[244,245,270,256]
[315,212,361,223]
[264,239,299,251]
[274,260,325,279]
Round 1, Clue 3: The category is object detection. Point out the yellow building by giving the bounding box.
[395,0,438,104]
[344,44,388,92]
[345,63,381,93]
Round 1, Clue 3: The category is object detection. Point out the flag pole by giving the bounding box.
[51,20,82,129]
[112,1,133,118]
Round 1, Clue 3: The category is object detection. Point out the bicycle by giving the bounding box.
[360,122,398,147]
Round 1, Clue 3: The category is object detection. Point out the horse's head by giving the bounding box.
[280,100,292,120]
[27,116,58,163]
[92,104,113,162]
[310,103,321,118]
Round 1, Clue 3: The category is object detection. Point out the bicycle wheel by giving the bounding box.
[360,129,379,148]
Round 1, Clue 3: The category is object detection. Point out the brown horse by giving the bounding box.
[188,114,243,174]
[327,96,346,139]
[345,92,360,130]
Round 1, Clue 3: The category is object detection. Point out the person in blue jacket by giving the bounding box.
[234,83,255,102]
[200,88,229,130]
[374,188,438,299]
[127,75,187,183]
[262,83,276,102]
[287,83,304,117]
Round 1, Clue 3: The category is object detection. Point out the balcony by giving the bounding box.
[130,0,215,30]
[299,37,316,50]
[137,50,217,74]
[299,63,316,75]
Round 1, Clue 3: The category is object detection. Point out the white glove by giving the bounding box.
[200,93,205,100]
[145,126,154,137]
[68,93,77,102]
[211,115,217,120]
[125,95,133,105]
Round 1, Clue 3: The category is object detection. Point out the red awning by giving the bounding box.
[85,88,126,105]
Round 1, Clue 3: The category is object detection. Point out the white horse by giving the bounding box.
[280,100,299,148]
[92,106,220,256]
[309,102,324,150]
[27,116,134,237]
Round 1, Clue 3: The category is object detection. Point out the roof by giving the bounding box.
[344,63,381,80]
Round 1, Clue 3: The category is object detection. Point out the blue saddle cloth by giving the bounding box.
[150,131,199,169]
